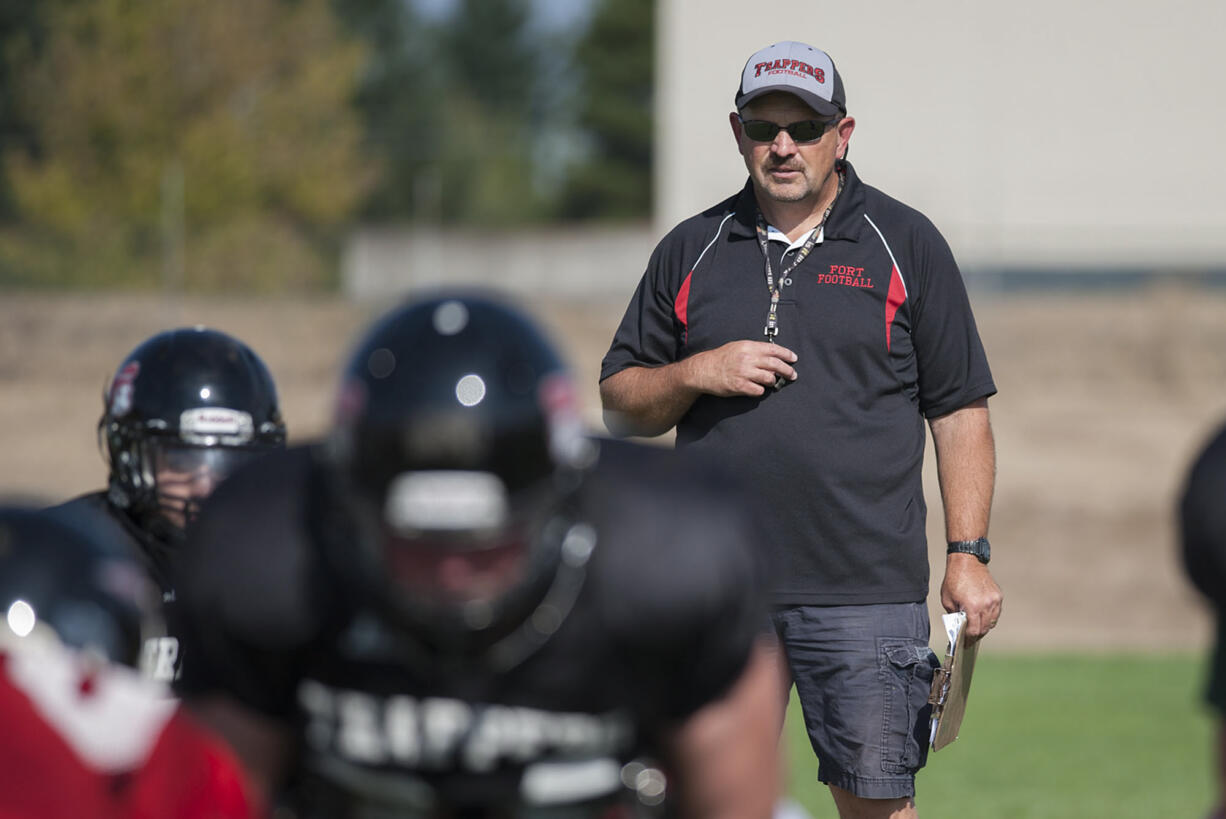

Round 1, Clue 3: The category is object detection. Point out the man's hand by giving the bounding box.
[940,552,1002,641]
[687,340,798,397]
[600,341,798,438]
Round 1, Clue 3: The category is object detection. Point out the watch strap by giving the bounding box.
[947,537,990,564]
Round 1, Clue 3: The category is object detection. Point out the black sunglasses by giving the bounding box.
[737,115,840,144]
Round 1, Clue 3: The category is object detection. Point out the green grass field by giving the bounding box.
[782,653,1216,818]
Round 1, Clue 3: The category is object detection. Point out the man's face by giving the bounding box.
[730,92,853,208]
[151,445,258,531]
[384,534,529,607]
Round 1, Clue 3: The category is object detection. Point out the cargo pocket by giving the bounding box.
[877,639,938,775]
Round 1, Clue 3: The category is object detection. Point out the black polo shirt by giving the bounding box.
[601,160,997,605]
[46,492,185,681]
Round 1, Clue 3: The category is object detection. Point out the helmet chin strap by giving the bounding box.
[121,495,188,589]
[480,518,596,671]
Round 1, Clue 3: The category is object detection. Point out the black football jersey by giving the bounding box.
[174,438,767,818]
[45,492,184,683]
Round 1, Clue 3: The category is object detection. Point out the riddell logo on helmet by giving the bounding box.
[180,408,255,444]
[190,411,244,427]
[753,59,825,85]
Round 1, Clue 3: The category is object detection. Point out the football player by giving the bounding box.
[174,291,784,818]
[0,505,263,818]
[1180,423,1226,819]
[47,326,286,682]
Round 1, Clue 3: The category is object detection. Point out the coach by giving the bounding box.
[599,39,1003,819]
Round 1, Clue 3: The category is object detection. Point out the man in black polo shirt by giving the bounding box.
[600,40,1003,819]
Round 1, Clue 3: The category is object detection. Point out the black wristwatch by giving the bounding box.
[947,537,991,564]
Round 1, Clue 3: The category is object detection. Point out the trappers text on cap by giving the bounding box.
[735,41,846,118]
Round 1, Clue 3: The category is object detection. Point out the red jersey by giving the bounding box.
[0,641,263,819]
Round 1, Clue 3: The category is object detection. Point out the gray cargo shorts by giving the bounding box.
[771,602,939,800]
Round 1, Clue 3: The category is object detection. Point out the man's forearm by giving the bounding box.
[932,398,1002,637]
[599,363,702,438]
[929,399,996,541]
[601,341,799,437]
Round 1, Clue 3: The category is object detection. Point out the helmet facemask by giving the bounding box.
[104,409,283,542]
[333,459,593,670]
[382,469,529,611]
[148,442,273,531]
[367,468,565,625]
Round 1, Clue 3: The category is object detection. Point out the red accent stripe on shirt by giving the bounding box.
[675,271,693,329]
[885,265,906,351]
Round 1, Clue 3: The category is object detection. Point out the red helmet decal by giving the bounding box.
[334,377,369,426]
[538,373,578,416]
[108,362,141,418]
[538,373,589,467]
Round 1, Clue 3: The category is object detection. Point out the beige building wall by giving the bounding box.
[656,0,1226,272]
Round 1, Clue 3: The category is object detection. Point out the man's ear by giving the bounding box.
[836,116,856,160]
[728,111,743,144]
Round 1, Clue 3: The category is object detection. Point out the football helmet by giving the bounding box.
[325,291,596,668]
[0,506,158,667]
[100,327,286,550]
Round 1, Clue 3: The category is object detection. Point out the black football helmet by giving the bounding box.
[0,506,158,667]
[324,290,597,669]
[100,327,286,552]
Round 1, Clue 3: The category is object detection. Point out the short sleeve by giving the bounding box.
[906,218,997,418]
[600,238,689,381]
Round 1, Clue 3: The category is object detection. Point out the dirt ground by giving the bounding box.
[4,285,1224,653]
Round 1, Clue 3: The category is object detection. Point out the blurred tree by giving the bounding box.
[330,0,441,220]
[0,0,375,290]
[331,0,642,228]
[425,0,553,225]
[555,0,653,221]
[0,1,51,220]
[338,0,576,226]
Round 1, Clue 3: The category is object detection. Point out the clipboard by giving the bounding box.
[928,611,980,751]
